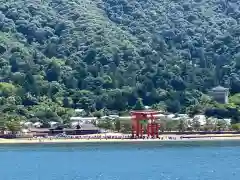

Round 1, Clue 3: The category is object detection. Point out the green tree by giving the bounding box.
[231,123,240,131]
[97,120,113,130]
[1,0,240,125]
[0,118,5,130]
[133,98,145,110]
[93,111,103,118]
[159,120,166,132]
[204,118,215,131]
[178,119,187,132]
[0,82,17,97]
[120,122,132,133]
[216,120,228,131]
[115,119,121,132]
[165,120,178,132]
[192,118,201,131]
[187,104,204,117]
[4,115,23,134]
[229,94,240,106]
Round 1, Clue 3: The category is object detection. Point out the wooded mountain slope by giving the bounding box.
[1,0,240,125]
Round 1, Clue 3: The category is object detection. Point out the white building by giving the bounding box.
[209,86,229,104]
[70,117,97,124]
[191,115,207,126]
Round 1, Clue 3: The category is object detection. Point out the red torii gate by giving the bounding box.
[130,110,160,138]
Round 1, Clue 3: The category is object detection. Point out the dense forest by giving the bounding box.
[1,0,240,127]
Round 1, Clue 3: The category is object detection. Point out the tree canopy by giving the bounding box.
[0,0,240,125]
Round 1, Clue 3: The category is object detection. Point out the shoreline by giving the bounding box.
[1,134,240,144]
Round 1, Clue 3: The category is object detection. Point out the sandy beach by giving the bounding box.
[1,134,240,144]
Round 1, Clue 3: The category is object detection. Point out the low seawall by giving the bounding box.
[159,131,240,135]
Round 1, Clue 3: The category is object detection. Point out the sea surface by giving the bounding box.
[1,140,240,180]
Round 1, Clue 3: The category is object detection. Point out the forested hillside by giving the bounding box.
[1,0,240,126]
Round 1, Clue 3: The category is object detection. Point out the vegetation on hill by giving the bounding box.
[1,0,240,128]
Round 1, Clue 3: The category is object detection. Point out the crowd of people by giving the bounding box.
[30,134,180,141]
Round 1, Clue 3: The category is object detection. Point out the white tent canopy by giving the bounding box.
[48,121,59,127]
[24,122,33,127]
[70,117,97,121]
[33,122,43,128]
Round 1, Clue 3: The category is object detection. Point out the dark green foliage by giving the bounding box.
[133,98,145,110]
[0,0,240,125]
[231,123,240,131]
[114,119,121,132]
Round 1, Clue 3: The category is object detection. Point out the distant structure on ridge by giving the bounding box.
[209,86,229,104]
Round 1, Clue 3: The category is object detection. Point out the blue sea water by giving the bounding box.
[1,141,240,180]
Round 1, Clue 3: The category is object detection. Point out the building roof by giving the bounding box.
[70,117,97,121]
[28,123,99,133]
[75,124,99,130]
[29,128,50,133]
[64,128,99,131]
[211,86,228,91]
